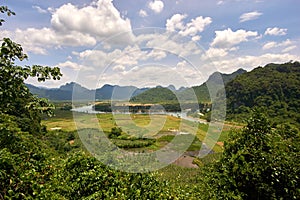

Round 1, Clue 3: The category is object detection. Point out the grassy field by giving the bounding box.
[42,109,241,154]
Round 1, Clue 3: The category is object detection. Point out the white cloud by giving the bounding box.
[77,45,151,71]
[179,16,212,37]
[212,53,300,73]
[166,14,187,32]
[148,0,164,13]
[176,60,188,69]
[51,1,133,40]
[262,41,277,50]
[139,9,148,17]
[202,47,228,59]
[1,0,134,55]
[282,45,297,53]
[217,1,224,5]
[142,33,202,57]
[211,28,258,49]
[100,65,200,88]
[32,6,48,14]
[166,14,211,39]
[262,39,293,50]
[147,49,167,60]
[265,27,287,36]
[0,28,97,54]
[56,61,92,71]
[192,35,201,41]
[113,65,126,72]
[239,11,262,22]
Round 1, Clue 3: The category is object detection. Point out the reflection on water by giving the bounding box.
[71,105,207,124]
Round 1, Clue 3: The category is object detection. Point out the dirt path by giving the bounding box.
[173,155,199,168]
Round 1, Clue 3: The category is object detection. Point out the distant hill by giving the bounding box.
[26,83,149,101]
[178,68,246,102]
[224,61,300,126]
[95,84,148,100]
[131,68,246,103]
[26,82,91,100]
[130,87,178,103]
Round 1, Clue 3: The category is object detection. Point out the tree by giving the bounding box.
[0,6,62,198]
[199,110,300,199]
[0,6,15,26]
[108,127,122,138]
[0,8,176,199]
[0,29,62,134]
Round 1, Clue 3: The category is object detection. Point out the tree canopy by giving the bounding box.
[224,61,300,126]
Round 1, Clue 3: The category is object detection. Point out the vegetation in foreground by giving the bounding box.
[1,7,299,199]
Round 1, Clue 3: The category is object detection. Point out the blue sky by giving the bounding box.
[1,0,299,89]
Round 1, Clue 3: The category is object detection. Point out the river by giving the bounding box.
[71,105,207,124]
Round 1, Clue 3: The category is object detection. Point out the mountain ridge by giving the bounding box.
[26,68,246,101]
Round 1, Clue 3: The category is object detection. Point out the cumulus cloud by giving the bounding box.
[55,61,92,71]
[202,47,228,59]
[148,0,164,13]
[265,27,287,36]
[0,28,97,54]
[77,45,172,72]
[166,14,187,32]
[211,28,258,49]
[239,11,262,22]
[141,33,202,57]
[213,53,300,72]
[112,65,126,72]
[147,49,167,60]
[51,0,133,40]
[166,14,211,40]
[2,0,134,54]
[139,9,148,17]
[262,39,295,52]
[179,16,212,37]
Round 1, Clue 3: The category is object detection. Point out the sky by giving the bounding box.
[1,0,300,89]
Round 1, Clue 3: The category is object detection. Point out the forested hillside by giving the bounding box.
[130,87,178,103]
[225,61,300,126]
[131,69,246,103]
[178,68,246,102]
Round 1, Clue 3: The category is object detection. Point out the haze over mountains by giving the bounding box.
[26,83,149,101]
[26,68,246,101]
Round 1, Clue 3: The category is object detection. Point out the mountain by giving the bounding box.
[95,84,148,100]
[130,68,246,103]
[26,68,246,102]
[26,82,93,100]
[26,83,149,101]
[178,68,247,102]
[224,61,300,126]
[130,87,177,103]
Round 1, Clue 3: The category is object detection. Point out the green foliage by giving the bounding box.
[111,138,155,149]
[131,87,178,103]
[198,111,300,199]
[49,152,173,199]
[1,7,299,199]
[225,61,300,126]
[0,6,15,26]
[108,127,122,138]
[0,114,57,199]
[0,36,62,134]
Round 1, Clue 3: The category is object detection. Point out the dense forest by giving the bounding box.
[1,6,299,199]
[130,69,246,103]
[224,61,300,126]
